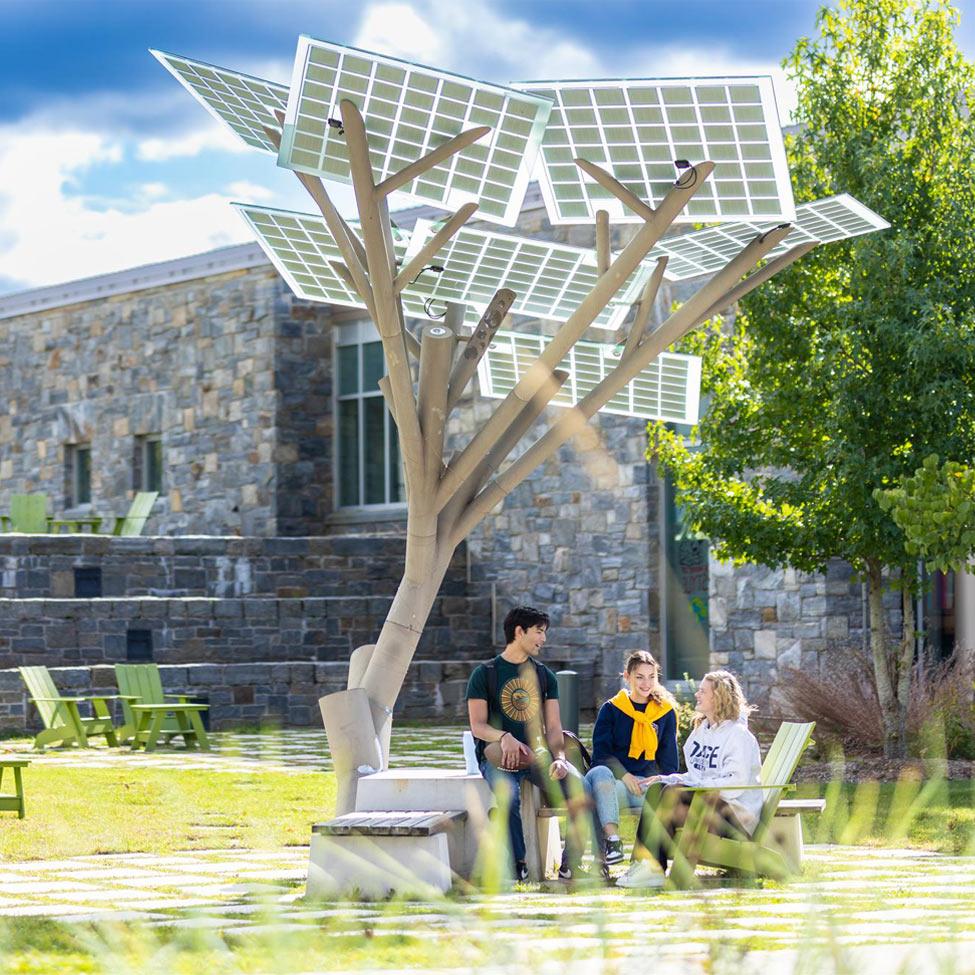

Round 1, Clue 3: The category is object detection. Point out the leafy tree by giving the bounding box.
[650,0,975,757]
[876,454,975,574]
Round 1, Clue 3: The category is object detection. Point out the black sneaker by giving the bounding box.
[604,838,625,865]
[558,850,578,881]
[514,860,529,882]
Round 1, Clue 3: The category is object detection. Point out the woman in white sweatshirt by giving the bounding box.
[616,669,762,888]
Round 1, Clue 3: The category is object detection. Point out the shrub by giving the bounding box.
[779,649,974,759]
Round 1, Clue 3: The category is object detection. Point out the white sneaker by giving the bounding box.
[615,859,665,889]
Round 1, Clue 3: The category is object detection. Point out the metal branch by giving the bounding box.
[596,210,610,275]
[445,289,515,413]
[417,324,455,494]
[376,127,491,198]
[394,203,479,294]
[575,157,656,222]
[450,223,794,544]
[434,161,715,513]
[263,118,369,272]
[439,368,569,541]
[326,259,376,320]
[622,256,668,360]
[340,98,423,489]
[695,242,817,326]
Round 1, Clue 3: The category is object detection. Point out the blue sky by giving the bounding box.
[2,0,974,296]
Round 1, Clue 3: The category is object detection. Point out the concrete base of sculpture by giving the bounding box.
[307,830,453,898]
[306,769,495,898]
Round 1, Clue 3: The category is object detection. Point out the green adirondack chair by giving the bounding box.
[19,666,120,750]
[1,494,49,533]
[114,663,209,751]
[110,491,158,536]
[0,758,30,818]
[664,721,816,889]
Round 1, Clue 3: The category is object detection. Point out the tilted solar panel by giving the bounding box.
[278,37,553,225]
[477,330,701,424]
[404,218,651,330]
[648,193,890,281]
[151,50,289,152]
[234,204,413,311]
[514,77,793,226]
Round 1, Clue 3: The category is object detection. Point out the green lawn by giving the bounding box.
[0,765,332,861]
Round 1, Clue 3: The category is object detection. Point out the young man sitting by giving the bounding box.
[466,605,590,882]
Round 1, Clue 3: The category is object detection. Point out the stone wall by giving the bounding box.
[0,534,444,599]
[0,266,339,537]
[0,656,596,732]
[710,555,904,714]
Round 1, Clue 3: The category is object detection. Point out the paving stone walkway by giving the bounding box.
[2,727,972,972]
[0,844,972,950]
[1,724,470,774]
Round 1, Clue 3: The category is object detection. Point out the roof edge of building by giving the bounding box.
[0,242,273,321]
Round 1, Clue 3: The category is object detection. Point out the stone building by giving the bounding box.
[0,185,957,731]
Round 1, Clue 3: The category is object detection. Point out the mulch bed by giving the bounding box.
[794,757,975,784]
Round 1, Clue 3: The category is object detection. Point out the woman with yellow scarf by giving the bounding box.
[585,650,678,868]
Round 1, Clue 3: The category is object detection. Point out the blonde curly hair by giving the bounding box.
[623,650,677,709]
[694,669,755,726]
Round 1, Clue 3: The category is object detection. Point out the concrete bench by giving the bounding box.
[0,758,29,819]
[309,808,468,898]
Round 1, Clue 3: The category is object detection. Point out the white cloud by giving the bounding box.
[355,0,795,121]
[0,125,256,291]
[226,179,275,201]
[355,0,602,81]
[140,182,168,199]
[136,124,247,162]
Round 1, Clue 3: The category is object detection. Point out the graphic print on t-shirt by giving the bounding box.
[688,740,720,772]
[500,674,541,722]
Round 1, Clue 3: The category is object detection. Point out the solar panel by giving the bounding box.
[404,219,651,330]
[514,77,793,226]
[278,37,553,225]
[648,193,890,281]
[151,50,289,153]
[477,330,701,423]
[234,204,413,311]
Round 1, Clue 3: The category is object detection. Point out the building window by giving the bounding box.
[134,435,163,493]
[65,443,92,507]
[335,322,404,508]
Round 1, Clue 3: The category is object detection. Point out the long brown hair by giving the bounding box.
[623,650,677,709]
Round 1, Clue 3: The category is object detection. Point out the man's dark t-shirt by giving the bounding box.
[466,655,559,761]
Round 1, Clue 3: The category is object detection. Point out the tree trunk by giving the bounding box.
[866,559,902,758]
[323,546,456,810]
[896,584,915,757]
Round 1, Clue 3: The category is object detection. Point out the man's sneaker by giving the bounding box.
[604,838,625,865]
[615,859,665,889]
[514,860,529,883]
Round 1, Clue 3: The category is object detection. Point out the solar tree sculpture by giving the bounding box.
[154,40,888,816]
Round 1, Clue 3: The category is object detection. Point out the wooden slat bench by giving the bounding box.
[309,809,467,898]
[314,810,467,837]
[0,758,30,819]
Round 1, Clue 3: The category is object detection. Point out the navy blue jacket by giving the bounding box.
[591,698,679,778]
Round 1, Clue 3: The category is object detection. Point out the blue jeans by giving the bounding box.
[585,764,646,835]
[479,758,590,867]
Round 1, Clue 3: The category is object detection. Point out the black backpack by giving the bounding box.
[483,657,592,773]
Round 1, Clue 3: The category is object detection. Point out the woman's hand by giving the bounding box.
[622,772,644,796]
[640,774,663,787]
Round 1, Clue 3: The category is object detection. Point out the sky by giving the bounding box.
[3,0,975,297]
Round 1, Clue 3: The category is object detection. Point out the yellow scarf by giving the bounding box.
[609,690,673,760]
